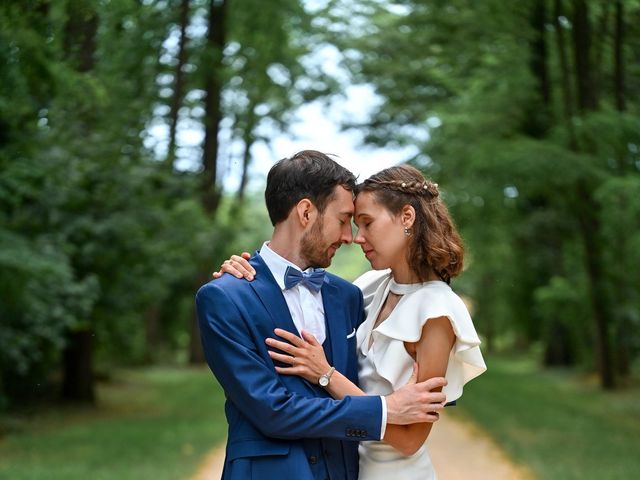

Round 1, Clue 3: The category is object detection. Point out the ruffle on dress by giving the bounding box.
[354,269,487,402]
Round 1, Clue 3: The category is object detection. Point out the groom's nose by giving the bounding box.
[340,222,353,244]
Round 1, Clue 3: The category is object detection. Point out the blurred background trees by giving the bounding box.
[327,0,640,389]
[1,0,638,413]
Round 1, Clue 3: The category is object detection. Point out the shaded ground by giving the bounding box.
[191,413,534,480]
[428,413,533,480]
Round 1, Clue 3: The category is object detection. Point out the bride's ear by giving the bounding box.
[400,204,416,229]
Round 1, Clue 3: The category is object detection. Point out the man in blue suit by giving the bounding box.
[196,150,446,480]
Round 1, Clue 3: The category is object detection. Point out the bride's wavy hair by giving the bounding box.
[357,165,464,283]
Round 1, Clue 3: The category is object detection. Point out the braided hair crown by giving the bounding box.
[365,177,440,199]
[361,165,440,201]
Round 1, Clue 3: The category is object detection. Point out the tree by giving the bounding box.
[326,0,640,389]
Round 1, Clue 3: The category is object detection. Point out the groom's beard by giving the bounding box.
[300,215,336,269]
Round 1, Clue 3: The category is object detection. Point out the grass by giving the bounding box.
[0,366,227,480]
[452,355,640,480]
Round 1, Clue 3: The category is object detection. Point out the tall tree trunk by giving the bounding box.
[61,330,95,402]
[613,0,625,112]
[525,0,551,137]
[144,305,161,363]
[61,0,99,403]
[63,0,98,74]
[570,0,615,389]
[201,0,228,214]
[166,0,191,169]
[572,0,598,111]
[553,0,577,147]
[188,0,228,364]
[612,0,628,377]
[575,186,615,389]
[235,108,257,204]
[591,1,610,101]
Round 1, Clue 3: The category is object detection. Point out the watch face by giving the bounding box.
[319,376,328,387]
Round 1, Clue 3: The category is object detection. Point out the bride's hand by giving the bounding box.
[266,328,332,384]
[212,252,255,280]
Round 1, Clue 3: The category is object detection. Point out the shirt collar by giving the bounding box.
[259,241,312,291]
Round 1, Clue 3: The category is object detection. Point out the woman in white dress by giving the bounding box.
[264,165,486,480]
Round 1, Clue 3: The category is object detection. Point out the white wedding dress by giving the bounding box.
[353,270,487,480]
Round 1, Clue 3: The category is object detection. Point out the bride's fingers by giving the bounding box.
[273,328,306,347]
[219,260,245,279]
[268,350,296,365]
[230,255,256,278]
[300,330,320,346]
[265,337,297,354]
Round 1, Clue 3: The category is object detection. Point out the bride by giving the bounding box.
[223,165,486,479]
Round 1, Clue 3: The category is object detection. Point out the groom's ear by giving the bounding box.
[295,198,317,227]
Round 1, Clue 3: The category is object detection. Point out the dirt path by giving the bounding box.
[191,413,534,480]
[191,446,225,480]
[428,413,533,480]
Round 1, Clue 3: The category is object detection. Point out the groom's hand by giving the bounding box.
[213,252,255,280]
[385,366,447,425]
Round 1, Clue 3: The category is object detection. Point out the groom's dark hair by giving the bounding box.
[265,150,356,226]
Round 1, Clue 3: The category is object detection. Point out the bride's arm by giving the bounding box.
[266,328,450,443]
[382,316,455,455]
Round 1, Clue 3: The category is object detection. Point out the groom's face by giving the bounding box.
[300,186,355,268]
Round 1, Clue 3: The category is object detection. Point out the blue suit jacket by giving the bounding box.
[196,254,383,480]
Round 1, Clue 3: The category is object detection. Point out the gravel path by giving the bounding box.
[192,413,534,480]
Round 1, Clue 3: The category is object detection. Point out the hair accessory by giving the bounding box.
[401,182,407,188]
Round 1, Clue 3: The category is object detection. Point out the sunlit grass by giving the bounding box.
[453,355,640,480]
[0,366,227,480]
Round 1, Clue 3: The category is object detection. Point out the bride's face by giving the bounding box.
[353,191,409,270]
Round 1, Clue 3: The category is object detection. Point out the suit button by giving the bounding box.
[309,455,317,464]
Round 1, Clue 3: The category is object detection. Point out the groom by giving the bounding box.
[196,150,447,480]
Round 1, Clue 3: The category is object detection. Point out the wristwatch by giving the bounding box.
[318,367,336,387]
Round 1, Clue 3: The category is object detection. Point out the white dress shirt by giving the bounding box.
[259,241,327,344]
[259,241,387,439]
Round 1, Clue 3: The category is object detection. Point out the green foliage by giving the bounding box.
[0,0,213,406]
[328,0,640,386]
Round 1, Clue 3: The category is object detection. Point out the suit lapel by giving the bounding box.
[249,253,321,396]
[321,277,348,374]
[248,255,298,335]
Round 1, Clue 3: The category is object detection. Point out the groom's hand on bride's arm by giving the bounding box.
[212,252,255,280]
[385,365,447,425]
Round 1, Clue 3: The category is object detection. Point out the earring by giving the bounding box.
[404,227,412,237]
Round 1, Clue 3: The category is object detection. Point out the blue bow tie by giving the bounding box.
[283,266,326,292]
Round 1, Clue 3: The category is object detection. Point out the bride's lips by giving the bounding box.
[363,249,374,259]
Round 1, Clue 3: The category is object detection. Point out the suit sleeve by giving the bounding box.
[196,282,383,441]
